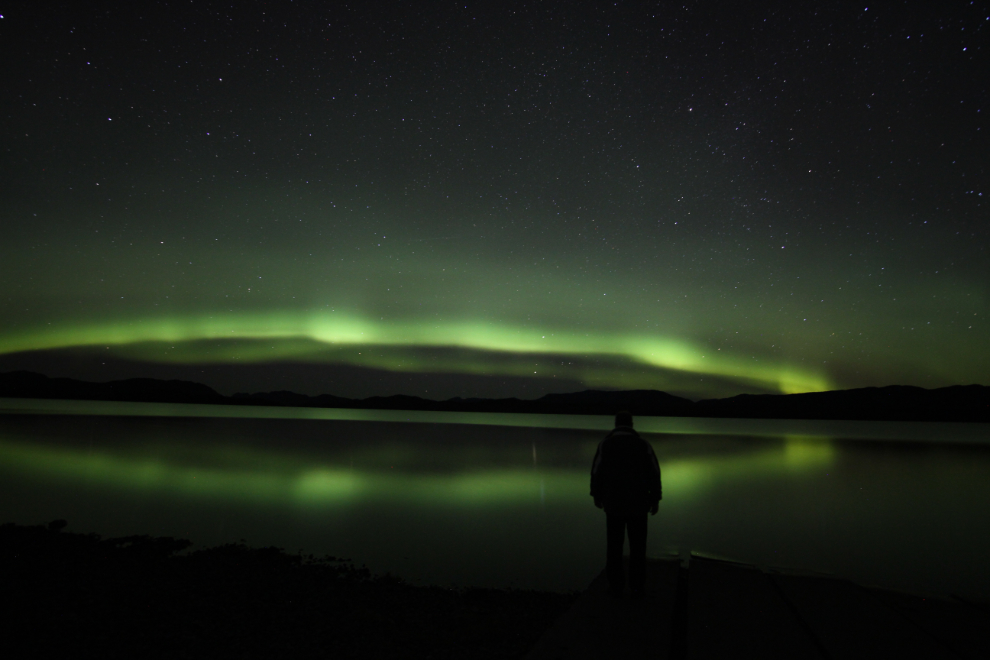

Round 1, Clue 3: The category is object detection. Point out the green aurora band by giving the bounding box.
[1,3,987,401]
[2,202,985,399]
[0,310,830,395]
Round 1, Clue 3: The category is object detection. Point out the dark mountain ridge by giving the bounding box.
[1,370,987,423]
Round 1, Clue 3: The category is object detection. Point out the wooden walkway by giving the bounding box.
[524,554,989,659]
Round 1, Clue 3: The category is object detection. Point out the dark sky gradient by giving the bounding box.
[1,2,987,400]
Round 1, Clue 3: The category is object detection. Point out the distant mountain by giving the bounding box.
[695,385,990,423]
[0,370,226,405]
[1,370,988,423]
[228,387,697,416]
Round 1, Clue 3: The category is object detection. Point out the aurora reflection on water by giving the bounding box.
[1,402,987,598]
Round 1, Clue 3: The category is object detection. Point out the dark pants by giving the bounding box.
[606,512,647,593]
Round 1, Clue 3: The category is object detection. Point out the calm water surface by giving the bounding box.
[1,398,988,598]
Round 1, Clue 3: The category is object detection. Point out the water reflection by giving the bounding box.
[0,407,987,599]
[0,430,836,508]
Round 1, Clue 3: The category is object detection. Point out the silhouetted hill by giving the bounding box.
[535,389,695,416]
[695,384,990,423]
[0,370,226,404]
[234,388,696,417]
[1,371,988,422]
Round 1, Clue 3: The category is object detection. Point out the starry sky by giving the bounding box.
[0,1,987,401]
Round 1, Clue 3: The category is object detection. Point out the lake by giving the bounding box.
[1,397,988,599]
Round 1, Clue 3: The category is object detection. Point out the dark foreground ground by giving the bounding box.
[2,521,576,659]
[527,556,990,660]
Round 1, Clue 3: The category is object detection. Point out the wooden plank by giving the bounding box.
[686,556,825,659]
[870,589,990,660]
[772,574,959,659]
[524,558,680,660]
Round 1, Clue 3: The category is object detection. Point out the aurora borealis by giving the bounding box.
[1,3,987,400]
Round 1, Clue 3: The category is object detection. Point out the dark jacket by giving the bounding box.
[590,425,662,516]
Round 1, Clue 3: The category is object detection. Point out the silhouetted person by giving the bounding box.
[590,411,662,597]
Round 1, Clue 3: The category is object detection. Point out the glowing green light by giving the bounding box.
[0,430,836,510]
[783,436,836,469]
[661,438,835,498]
[0,310,831,394]
[0,435,584,508]
[294,469,363,501]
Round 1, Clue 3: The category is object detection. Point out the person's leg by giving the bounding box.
[627,513,648,594]
[605,513,626,594]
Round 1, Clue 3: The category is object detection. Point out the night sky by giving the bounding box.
[1,2,987,401]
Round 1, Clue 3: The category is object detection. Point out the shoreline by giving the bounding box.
[6,520,988,658]
[3,521,576,659]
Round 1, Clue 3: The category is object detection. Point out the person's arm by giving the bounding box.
[590,441,605,508]
[645,442,662,514]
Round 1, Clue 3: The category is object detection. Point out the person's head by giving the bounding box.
[615,411,633,428]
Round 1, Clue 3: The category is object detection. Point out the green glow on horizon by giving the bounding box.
[0,310,830,394]
[1,7,987,407]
